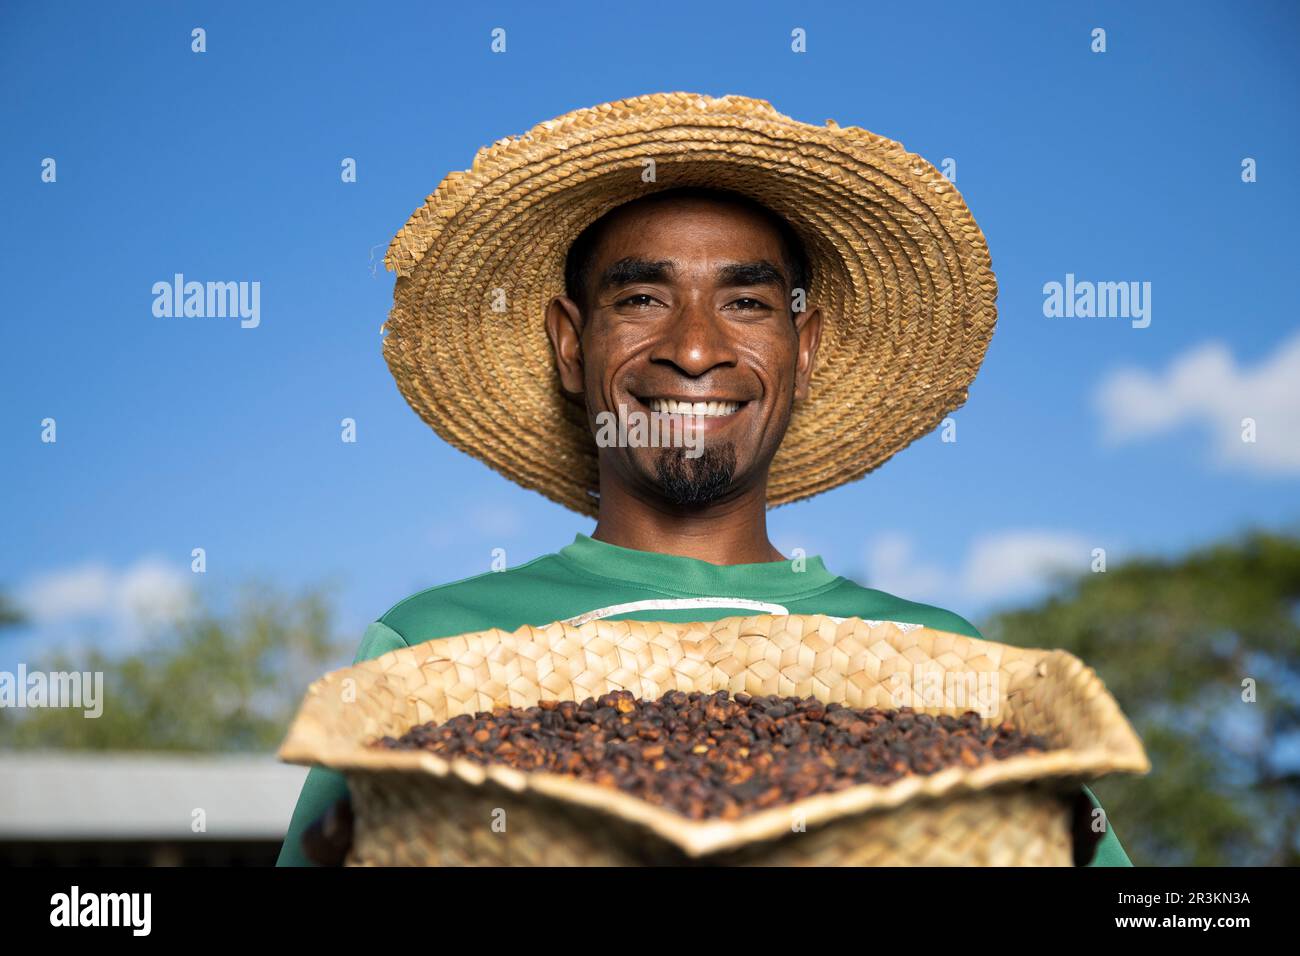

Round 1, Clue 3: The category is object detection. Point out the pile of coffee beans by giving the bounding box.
[374,690,1052,820]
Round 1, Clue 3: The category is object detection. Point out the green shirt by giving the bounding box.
[277,533,1132,866]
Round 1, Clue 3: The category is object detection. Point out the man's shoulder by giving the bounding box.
[817,577,983,639]
[377,552,563,644]
[370,553,984,646]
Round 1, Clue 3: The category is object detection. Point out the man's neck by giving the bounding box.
[591,477,785,566]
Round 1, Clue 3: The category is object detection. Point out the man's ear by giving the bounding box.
[793,305,823,402]
[545,295,585,395]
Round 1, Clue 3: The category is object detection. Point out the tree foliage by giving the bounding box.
[982,529,1300,866]
[5,530,1297,865]
[0,584,347,753]
[0,592,24,630]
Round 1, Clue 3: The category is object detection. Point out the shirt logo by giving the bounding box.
[560,597,791,627]
[558,601,926,632]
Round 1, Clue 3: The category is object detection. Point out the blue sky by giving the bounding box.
[2,0,1297,669]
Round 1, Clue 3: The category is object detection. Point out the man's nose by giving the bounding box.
[649,296,737,377]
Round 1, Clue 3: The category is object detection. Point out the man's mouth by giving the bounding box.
[645,398,744,417]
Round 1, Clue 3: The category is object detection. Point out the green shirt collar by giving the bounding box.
[557,533,839,599]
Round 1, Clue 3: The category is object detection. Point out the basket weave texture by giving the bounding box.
[279,614,1148,866]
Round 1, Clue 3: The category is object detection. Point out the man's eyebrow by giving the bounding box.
[717,260,787,289]
[595,257,675,293]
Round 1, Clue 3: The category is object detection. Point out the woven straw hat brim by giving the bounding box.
[384,92,998,517]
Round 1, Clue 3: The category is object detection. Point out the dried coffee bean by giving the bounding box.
[374,691,1053,821]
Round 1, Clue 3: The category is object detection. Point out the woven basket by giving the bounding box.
[279,614,1148,866]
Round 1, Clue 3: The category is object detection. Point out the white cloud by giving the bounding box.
[863,532,947,604]
[117,560,193,624]
[959,530,1091,601]
[864,529,1096,611]
[21,558,192,627]
[22,564,113,620]
[428,501,524,549]
[469,503,522,538]
[1094,331,1300,475]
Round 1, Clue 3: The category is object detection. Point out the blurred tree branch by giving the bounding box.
[0,592,24,630]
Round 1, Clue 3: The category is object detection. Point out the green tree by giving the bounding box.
[0,583,348,752]
[981,529,1300,866]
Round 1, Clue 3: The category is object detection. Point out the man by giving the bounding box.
[278,93,1131,866]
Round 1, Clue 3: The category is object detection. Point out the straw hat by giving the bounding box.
[383,92,997,517]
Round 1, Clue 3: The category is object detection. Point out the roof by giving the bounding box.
[0,752,309,839]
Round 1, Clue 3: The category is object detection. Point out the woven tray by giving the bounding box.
[279,614,1148,866]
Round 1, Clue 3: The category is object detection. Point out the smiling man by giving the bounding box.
[277,93,1132,867]
[550,187,820,540]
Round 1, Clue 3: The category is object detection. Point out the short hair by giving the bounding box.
[564,186,811,314]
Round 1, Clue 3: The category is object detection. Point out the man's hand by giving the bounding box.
[301,796,353,866]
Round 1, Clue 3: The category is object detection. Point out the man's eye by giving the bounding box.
[617,294,660,308]
[728,297,770,311]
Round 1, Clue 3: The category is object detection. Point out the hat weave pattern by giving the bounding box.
[384,93,998,516]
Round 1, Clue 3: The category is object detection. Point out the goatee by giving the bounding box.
[654,444,737,507]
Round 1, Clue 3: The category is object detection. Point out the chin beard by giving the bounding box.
[652,443,738,507]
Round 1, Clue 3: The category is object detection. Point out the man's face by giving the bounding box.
[546,195,822,508]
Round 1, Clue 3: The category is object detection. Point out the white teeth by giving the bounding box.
[649,398,740,417]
